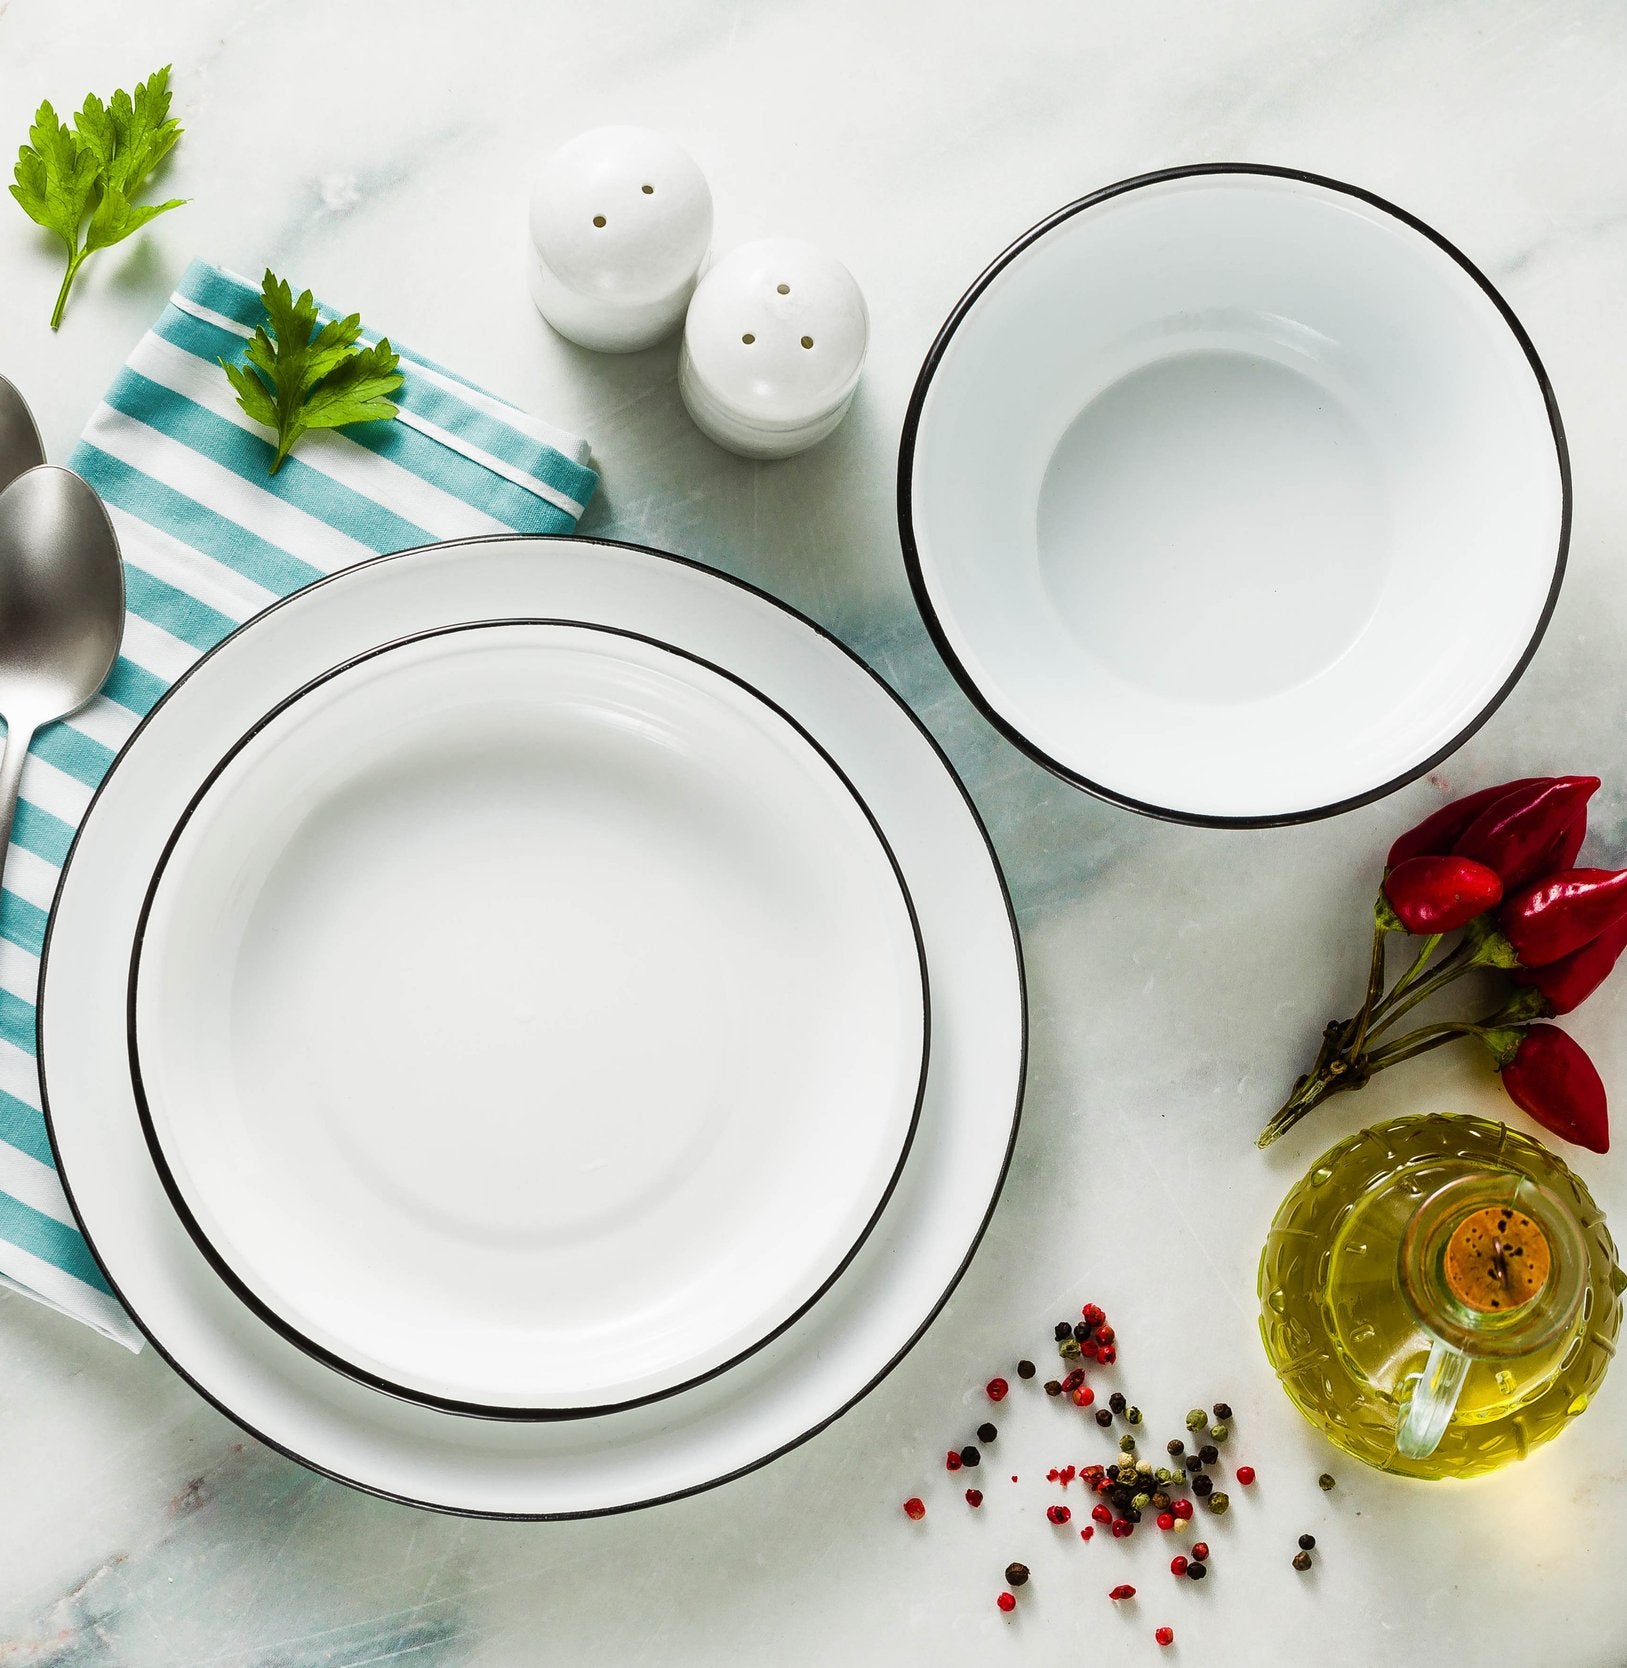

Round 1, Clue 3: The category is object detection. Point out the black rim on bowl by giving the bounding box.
[125,616,933,1423]
[40,536,1028,1519]
[896,162,1572,830]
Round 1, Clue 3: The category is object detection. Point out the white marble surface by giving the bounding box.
[2,1,1626,1662]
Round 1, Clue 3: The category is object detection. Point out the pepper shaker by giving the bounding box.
[679,239,868,458]
[527,127,712,353]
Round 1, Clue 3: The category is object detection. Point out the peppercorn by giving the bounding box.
[1156,1510,1174,1531]
[1235,1466,1256,1486]
[1058,1336,1082,1359]
[1209,1423,1229,1444]
[1192,1475,1213,1498]
[1044,1379,1063,1397]
[1054,1321,1072,1342]
[1186,1561,1207,1581]
[1198,1444,1218,1466]
[1171,1498,1193,1518]
[1155,1626,1175,1647]
[986,1378,1009,1402]
[1298,1533,1316,1550]
[1109,1391,1127,1415]
[1184,1455,1202,1473]
[965,1489,983,1508]
[903,1497,925,1520]
[1190,1542,1209,1561]
[1131,1492,1151,1512]
[1095,1408,1113,1427]
[1185,1408,1206,1431]
[1080,1526,1094,1541]
[1062,1369,1086,1393]
[1109,1584,1136,1601]
[946,1450,962,1472]
[1170,1555,1188,1576]
[1091,1504,1112,1524]
[1207,1492,1230,1515]
[1318,1472,1336,1491]
[1047,1504,1071,1525]
[1172,1517,1189,1533]
[1073,1386,1096,1408]
[1006,1562,1030,1587]
[1167,1438,1184,1456]
[1212,1402,1232,1421]
[1293,1550,1313,1572]
[1017,1359,1036,1380]
[1128,1406,1143,1425]
[997,1591,1016,1613]
[960,1446,981,1468]
[1151,1491,1171,1510]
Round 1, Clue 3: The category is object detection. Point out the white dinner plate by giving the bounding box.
[900,165,1569,825]
[130,619,928,1415]
[43,537,1025,1516]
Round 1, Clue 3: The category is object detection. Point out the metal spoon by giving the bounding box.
[0,467,124,880]
[0,375,45,495]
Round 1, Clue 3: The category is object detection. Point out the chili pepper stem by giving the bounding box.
[1370,932,1444,1019]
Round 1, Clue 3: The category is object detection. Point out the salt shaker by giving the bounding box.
[679,239,869,458]
[527,127,712,353]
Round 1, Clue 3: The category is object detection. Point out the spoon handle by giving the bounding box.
[0,721,37,891]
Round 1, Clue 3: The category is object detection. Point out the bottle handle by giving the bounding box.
[1396,1338,1470,1460]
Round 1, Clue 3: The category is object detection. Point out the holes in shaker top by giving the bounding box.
[800,335,814,349]
[592,215,607,228]
[741,333,756,344]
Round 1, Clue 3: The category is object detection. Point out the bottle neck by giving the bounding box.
[1399,1170,1585,1361]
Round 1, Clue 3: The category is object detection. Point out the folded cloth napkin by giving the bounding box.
[0,260,598,1346]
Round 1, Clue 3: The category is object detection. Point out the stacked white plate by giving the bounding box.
[42,537,1025,1517]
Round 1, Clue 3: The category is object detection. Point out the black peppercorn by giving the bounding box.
[1212,1401,1233,1421]
[1044,1380,1062,1397]
[960,1446,980,1468]
[1184,1455,1202,1473]
[1073,1320,1091,1341]
[1016,1360,1036,1380]
[1187,1561,1208,1581]
[1095,1409,1113,1427]
[1198,1444,1219,1466]
[1005,1561,1030,1587]
[1298,1533,1316,1550]
[978,1423,997,1444]
[1054,1321,1072,1341]
[1108,1391,1127,1414]
[1318,1472,1336,1491]
[1192,1474,1213,1498]
[1167,1439,1184,1456]
[1293,1550,1313,1572]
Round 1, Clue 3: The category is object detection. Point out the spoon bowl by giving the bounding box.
[0,375,45,496]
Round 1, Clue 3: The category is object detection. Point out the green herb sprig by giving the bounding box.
[222,269,403,475]
[10,65,185,330]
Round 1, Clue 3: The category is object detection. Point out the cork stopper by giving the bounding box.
[1443,1205,1551,1313]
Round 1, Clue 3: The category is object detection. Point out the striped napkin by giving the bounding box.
[0,260,598,1346]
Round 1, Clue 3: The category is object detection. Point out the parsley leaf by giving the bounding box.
[9,65,185,329]
[222,269,404,474]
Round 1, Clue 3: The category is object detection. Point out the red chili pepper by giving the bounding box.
[1488,1024,1609,1154]
[1386,778,1544,869]
[1453,776,1599,889]
[1513,912,1627,1015]
[1498,867,1627,967]
[1382,855,1502,934]
[1532,810,1588,880]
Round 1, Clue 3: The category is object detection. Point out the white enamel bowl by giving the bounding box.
[900,165,1569,825]
[131,620,928,1416]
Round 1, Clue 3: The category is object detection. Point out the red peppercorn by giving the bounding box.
[1082,1302,1104,1323]
[1047,1505,1071,1525]
[903,1497,925,1520]
[1091,1503,1112,1524]
[986,1377,1010,1403]
[965,1488,983,1508]
[1095,1325,1115,1345]
[945,1450,962,1472]
[1236,1466,1256,1486]
[1171,1498,1193,1519]
[1191,1541,1209,1562]
[1061,1369,1086,1393]
[1170,1556,1189,1576]
[1097,1345,1117,1365]
[997,1592,1016,1614]
[1080,1526,1095,1541]
[1073,1385,1096,1408]
[1156,1626,1175,1647]
[1156,1511,1174,1531]
[1109,1584,1136,1601]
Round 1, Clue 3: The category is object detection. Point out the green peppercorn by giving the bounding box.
[1166,1438,1184,1457]
[1298,1534,1316,1550]
[1058,1337,1082,1359]
[1131,1491,1151,1512]
[1293,1550,1312,1572]
[1095,1408,1113,1427]
[1185,1408,1206,1431]
[1209,1423,1229,1444]
[1006,1561,1030,1587]
[1109,1391,1127,1415]
[1206,1492,1230,1514]
[1318,1472,1336,1491]
[1126,1406,1142,1425]
[1198,1444,1219,1466]
[1212,1401,1233,1421]
[1154,1468,1172,1485]
[1192,1474,1213,1498]
[1044,1379,1062,1397]
[1119,1434,1135,1453]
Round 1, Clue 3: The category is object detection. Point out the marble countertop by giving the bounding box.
[3,1,1626,1663]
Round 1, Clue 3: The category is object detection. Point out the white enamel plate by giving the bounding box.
[129,619,927,1415]
[43,539,1023,1515]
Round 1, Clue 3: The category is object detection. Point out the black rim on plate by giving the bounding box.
[39,536,1028,1519]
[125,616,933,1423]
[896,162,1573,829]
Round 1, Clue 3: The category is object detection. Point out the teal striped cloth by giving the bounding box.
[0,260,597,1345]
